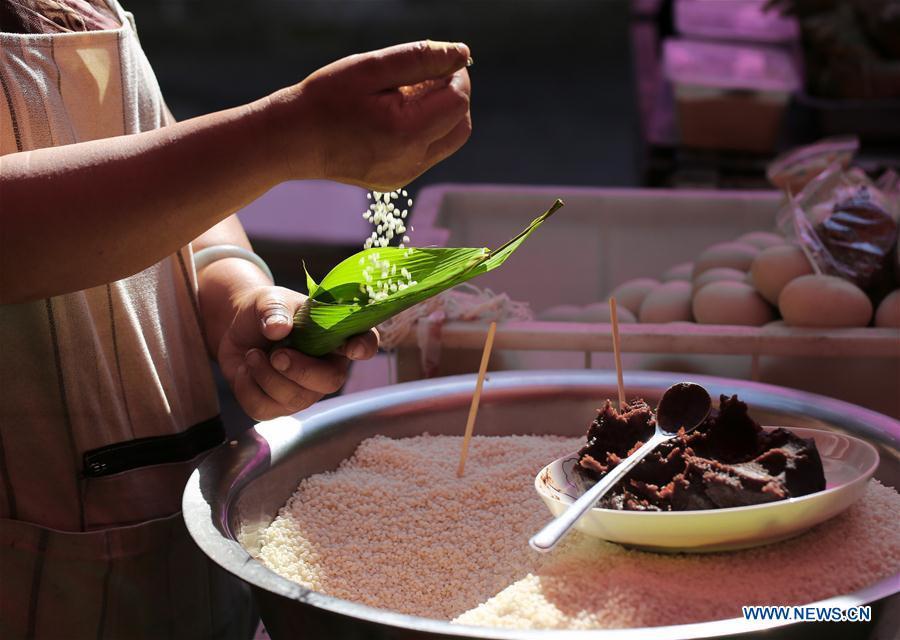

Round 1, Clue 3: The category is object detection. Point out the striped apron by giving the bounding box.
[0,3,255,637]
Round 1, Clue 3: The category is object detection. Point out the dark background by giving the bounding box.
[125,0,643,191]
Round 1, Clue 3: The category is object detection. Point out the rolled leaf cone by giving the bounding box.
[288,199,564,356]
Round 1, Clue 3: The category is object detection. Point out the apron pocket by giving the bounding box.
[82,446,218,530]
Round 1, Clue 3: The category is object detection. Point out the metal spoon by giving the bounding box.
[529,382,712,552]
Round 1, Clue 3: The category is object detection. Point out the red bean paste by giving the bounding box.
[576,396,826,511]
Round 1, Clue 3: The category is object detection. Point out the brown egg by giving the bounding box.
[778,275,873,328]
[692,267,748,294]
[693,242,759,277]
[692,281,775,326]
[874,290,900,328]
[736,231,787,250]
[538,304,582,322]
[663,262,694,282]
[579,302,636,323]
[750,245,815,305]
[608,278,660,315]
[638,281,693,323]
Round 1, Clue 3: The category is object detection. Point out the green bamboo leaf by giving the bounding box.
[288,198,564,356]
[311,246,488,305]
[303,261,320,299]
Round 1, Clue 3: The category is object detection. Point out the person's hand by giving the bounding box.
[216,285,379,421]
[265,40,472,190]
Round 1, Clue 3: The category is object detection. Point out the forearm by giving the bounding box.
[0,97,302,303]
[1,39,472,306]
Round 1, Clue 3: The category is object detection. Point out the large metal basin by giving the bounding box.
[183,371,900,639]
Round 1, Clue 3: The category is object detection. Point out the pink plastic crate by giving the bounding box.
[675,0,799,44]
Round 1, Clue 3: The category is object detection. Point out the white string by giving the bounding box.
[377,284,533,351]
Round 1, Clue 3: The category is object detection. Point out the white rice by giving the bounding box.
[358,189,415,303]
[258,434,576,619]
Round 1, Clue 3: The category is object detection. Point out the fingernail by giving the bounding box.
[271,352,290,372]
[454,42,472,64]
[246,349,264,366]
[344,340,363,359]
[264,313,290,328]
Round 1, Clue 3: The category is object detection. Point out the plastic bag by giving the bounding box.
[776,163,900,297]
[766,135,859,194]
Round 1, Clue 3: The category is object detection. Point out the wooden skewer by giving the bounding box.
[456,321,497,477]
[609,297,626,411]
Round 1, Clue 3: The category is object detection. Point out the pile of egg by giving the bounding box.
[539,231,900,329]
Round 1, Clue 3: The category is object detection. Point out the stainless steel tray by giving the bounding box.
[183,371,900,639]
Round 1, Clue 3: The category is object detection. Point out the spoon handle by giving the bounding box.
[529,432,668,552]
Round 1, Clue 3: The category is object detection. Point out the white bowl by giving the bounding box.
[535,426,880,553]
